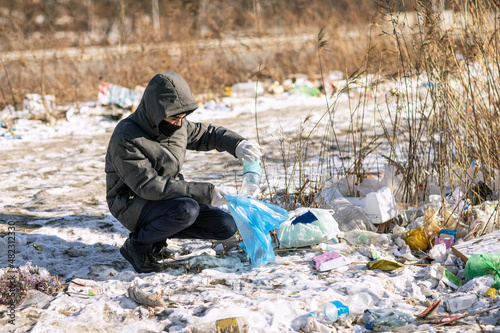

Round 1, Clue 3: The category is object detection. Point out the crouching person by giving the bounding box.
[105,72,262,273]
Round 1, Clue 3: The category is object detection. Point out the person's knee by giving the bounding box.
[218,216,238,239]
[176,198,200,228]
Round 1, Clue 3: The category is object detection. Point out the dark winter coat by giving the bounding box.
[105,72,244,232]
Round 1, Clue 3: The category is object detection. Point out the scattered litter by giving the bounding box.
[485,287,496,303]
[443,293,478,313]
[362,186,398,224]
[98,82,143,109]
[415,299,441,319]
[23,93,56,120]
[277,208,340,249]
[300,314,334,333]
[67,278,100,298]
[423,206,444,247]
[340,229,391,248]
[406,226,428,251]
[309,301,349,326]
[324,196,376,231]
[361,308,413,331]
[0,121,21,139]
[191,316,249,333]
[127,285,165,308]
[226,81,264,98]
[429,264,463,289]
[366,259,404,271]
[290,85,320,97]
[313,251,351,271]
[434,229,456,249]
[204,100,232,112]
[464,253,500,289]
[428,242,450,263]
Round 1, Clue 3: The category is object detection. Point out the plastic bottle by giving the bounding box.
[444,294,477,313]
[310,301,349,326]
[362,308,413,331]
[240,159,261,197]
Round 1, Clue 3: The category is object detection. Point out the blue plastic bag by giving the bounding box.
[226,195,289,268]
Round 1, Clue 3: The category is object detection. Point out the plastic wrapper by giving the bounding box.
[277,208,340,249]
[367,259,404,271]
[464,253,500,289]
[226,195,288,268]
[325,197,376,231]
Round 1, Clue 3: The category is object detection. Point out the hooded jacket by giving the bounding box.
[105,72,244,231]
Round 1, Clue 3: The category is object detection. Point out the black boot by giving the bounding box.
[120,238,163,273]
[152,239,175,260]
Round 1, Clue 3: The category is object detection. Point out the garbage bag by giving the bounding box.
[406,227,428,251]
[277,208,340,249]
[464,253,500,289]
[226,195,288,268]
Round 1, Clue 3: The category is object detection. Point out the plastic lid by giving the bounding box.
[365,322,374,330]
[332,300,349,317]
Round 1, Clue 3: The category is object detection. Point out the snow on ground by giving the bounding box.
[0,86,499,333]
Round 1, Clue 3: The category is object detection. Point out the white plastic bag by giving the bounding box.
[277,208,340,249]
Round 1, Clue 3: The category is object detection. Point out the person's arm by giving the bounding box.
[112,136,213,203]
[185,120,245,157]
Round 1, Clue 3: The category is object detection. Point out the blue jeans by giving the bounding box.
[130,197,237,253]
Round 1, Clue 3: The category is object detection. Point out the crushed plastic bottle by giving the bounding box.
[444,294,478,313]
[240,159,261,197]
[362,308,413,331]
[310,301,349,326]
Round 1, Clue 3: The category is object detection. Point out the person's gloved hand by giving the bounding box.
[211,187,230,206]
[235,140,263,162]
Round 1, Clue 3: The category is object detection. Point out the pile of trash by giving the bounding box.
[223,160,500,332]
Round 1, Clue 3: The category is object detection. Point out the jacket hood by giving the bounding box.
[132,72,198,138]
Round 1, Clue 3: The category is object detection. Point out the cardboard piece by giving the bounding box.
[313,251,351,271]
[429,264,462,289]
[452,230,500,262]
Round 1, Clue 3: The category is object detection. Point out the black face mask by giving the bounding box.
[159,120,181,137]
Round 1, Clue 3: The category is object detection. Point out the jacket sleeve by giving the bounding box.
[185,120,245,157]
[112,136,213,203]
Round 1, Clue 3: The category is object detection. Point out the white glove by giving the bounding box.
[211,187,230,206]
[235,140,263,162]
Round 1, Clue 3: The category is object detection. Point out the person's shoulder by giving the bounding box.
[112,119,148,141]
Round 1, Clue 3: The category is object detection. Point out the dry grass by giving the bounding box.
[0,0,386,109]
